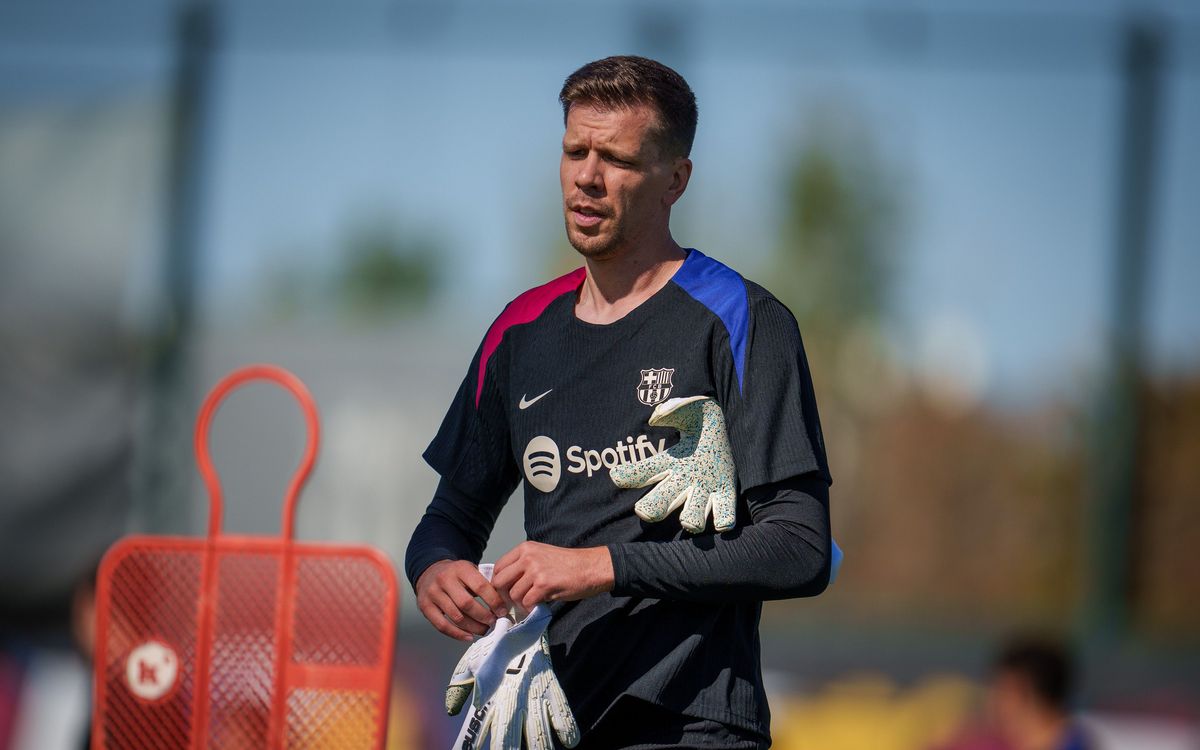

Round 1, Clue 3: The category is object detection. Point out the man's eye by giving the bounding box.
[605,155,632,167]
[565,149,586,159]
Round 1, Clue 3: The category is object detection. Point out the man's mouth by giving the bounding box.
[569,204,606,228]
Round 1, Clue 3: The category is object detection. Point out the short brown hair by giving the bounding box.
[559,55,698,159]
[995,636,1075,711]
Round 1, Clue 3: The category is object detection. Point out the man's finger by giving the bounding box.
[490,558,521,593]
[450,586,498,629]
[488,551,522,586]
[441,613,483,640]
[492,549,533,609]
[462,567,510,617]
[430,588,491,637]
[418,597,474,642]
[465,573,508,614]
[520,588,544,612]
[506,575,535,611]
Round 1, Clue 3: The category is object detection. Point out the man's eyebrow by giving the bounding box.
[560,136,640,161]
[595,142,640,160]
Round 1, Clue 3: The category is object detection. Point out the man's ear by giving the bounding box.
[663,157,693,208]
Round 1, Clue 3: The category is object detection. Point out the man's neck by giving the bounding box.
[575,237,687,325]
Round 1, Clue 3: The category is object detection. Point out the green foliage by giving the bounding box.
[336,221,437,319]
[771,110,900,355]
[264,215,441,325]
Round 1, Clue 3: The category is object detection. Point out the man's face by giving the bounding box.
[560,103,688,260]
[986,670,1036,743]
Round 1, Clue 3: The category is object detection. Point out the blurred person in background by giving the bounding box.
[69,564,98,750]
[987,637,1093,750]
[940,636,1095,750]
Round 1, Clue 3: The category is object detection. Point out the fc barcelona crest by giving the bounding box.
[637,368,675,406]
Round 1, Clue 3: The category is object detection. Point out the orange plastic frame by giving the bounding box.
[92,364,398,749]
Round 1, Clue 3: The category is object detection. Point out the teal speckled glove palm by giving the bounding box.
[609,395,738,533]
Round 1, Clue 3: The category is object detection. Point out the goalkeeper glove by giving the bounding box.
[609,395,738,533]
[447,604,579,750]
[610,395,847,583]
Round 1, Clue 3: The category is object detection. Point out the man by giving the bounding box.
[987,637,1093,750]
[406,55,833,749]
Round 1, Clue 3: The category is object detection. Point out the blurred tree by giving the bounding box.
[764,107,1089,635]
[265,214,441,324]
[770,107,900,364]
[1137,372,1200,638]
[336,218,438,321]
[766,107,909,609]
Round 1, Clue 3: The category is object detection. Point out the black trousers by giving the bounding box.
[564,695,768,750]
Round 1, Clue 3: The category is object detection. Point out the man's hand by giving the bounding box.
[415,559,510,642]
[492,542,614,612]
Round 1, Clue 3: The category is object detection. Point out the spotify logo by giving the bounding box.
[522,436,561,493]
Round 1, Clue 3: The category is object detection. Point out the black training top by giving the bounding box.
[406,248,832,743]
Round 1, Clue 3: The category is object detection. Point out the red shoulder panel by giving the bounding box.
[475,267,586,406]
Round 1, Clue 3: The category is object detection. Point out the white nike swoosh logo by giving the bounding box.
[518,389,553,409]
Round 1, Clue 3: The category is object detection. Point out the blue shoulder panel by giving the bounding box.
[672,249,750,392]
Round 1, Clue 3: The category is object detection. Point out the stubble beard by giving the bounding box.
[565,216,625,262]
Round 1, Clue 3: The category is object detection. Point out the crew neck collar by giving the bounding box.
[570,248,697,330]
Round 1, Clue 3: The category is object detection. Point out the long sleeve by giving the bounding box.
[404,476,509,589]
[407,327,519,590]
[606,472,831,602]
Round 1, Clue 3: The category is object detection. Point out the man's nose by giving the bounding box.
[574,153,603,191]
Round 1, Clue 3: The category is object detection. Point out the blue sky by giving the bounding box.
[2,0,1197,402]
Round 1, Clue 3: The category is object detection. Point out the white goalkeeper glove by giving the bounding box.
[447,603,579,750]
[609,395,847,582]
[609,395,738,533]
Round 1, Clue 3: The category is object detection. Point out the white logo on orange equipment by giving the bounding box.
[522,436,561,492]
[126,639,179,702]
[637,368,674,406]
